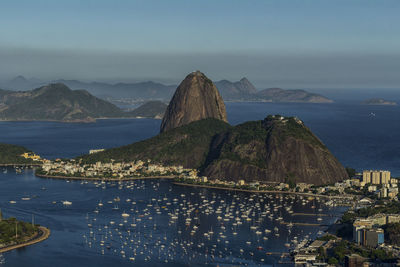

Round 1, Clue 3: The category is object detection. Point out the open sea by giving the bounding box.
[0,101,399,266]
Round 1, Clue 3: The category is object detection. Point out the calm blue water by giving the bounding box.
[0,102,398,266]
[1,102,399,174]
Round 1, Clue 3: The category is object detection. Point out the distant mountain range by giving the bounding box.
[0,75,332,103]
[0,83,167,122]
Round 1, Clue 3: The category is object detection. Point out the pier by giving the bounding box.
[291,212,335,217]
[280,221,327,227]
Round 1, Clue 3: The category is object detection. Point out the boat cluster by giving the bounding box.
[81,179,339,265]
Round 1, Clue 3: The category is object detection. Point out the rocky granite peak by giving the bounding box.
[160,71,228,133]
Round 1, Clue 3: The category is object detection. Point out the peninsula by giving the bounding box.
[0,211,50,253]
[0,143,42,166]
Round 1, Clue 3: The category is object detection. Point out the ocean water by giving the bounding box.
[0,102,399,266]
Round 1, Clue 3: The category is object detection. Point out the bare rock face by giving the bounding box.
[160,71,228,133]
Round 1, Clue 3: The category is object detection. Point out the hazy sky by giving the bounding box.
[0,0,399,88]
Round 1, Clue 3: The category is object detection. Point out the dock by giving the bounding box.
[291,213,334,217]
[280,221,326,227]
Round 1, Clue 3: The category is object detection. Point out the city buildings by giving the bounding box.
[20,152,41,161]
[352,213,400,248]
[362,170,391,185]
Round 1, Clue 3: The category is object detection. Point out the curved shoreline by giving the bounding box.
[173,182,355,200]
[0,226,50,253]
[34,173,355,200]
[35,173,176,181]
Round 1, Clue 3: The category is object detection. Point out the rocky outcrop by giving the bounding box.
[160,71,228,133]
[201,115,348,185]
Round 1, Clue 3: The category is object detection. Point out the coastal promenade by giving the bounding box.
[0,226,50,253]
[35,173,176,181]
[173,182,355,200]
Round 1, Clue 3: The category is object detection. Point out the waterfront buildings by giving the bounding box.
[40,159,187,179]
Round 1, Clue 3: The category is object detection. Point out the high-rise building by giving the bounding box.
[381,171,391,184]
[362,170,371,184]
[372,171,381,184]
[362,170,391,185]
[364,228,384,247]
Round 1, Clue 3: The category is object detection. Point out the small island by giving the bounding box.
[0,210,50,253]
[362,98,397,106]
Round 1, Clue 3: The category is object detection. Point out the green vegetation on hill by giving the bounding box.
[204,115,328,170]
[321,240,395,264]
[79,118,232,168]
[201,115,347,185]
[0,143,35,165]
[265,115,326,149]
[210,120,270,169]
[0,217,38,245]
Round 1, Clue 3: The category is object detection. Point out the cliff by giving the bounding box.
[160,71,228,133]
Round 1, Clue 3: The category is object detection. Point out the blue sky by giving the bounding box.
[0,0,399,88]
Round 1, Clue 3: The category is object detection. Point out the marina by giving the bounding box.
[0,167,347,266]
